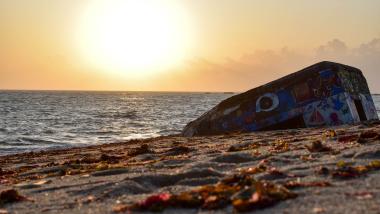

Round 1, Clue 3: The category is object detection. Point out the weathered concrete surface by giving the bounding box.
[1,122,380,213]
[182,61,378,137]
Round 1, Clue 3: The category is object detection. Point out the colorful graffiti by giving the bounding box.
[307,108,326,126]
[256,93,279,112]
[338,69,370,95]
[217,82,372,132]
[293,82,311,102]
[307,69,344,99]
[303,93,354,127]
[182,62,378,137]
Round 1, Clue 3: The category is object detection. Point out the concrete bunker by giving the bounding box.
[182,61,378,137]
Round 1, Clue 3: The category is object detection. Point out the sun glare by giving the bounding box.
[76,0,195,77]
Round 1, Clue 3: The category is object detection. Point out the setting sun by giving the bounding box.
[76,0,195,77]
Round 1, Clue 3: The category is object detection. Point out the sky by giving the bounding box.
[1,0,380,92]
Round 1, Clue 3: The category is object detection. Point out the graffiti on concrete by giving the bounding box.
[256,93,279,112]
[303,93,353,127]
[182,61,378,137]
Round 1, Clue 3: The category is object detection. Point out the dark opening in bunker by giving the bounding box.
[354,99,367,121]
[260,115,306,131]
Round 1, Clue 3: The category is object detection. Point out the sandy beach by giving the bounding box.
[1,121,380,213]
[2,1,380,213]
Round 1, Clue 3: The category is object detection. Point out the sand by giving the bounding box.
[1,121,380,213]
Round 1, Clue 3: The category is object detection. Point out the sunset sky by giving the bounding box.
[1,0,380,92]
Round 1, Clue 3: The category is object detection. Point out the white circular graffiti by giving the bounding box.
[256,93,279,112]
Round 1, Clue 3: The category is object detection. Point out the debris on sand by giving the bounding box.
[283,180,332,189]
[2,123,380,213]
[112,204,129,213]
[115,173,297,213]
[338,134,359,143]
[128,144,153,156]
[165,146,192,155]
[269,139,290,153]
[305,141,332,153]
[231,181,296,212]
[315,166,330,176]
[228,142,259,152]
[237,165,267,175]
[345,191,374,200]
[0,169,15,177]
[323,130,337,139]
[0,189,29,205]
[315,160,380,179]
[99,154,122,164]
[358,130,379,143]
[332,163,372,179]
[0,169,16,185]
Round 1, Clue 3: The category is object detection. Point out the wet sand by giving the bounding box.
[1,121,380,213]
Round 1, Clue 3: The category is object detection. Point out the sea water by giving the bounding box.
[0,91,232,155]
[0,91,379,156]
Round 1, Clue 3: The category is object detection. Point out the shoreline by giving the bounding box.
[1,123,380,213]
[0,135,172,158]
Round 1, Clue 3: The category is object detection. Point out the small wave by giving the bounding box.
[127,122,145,127]
[83,130,121,135]
[95,111,138,119]
[0,91,240,155]
[120,97,145,101]
[20,137,64,145]
[122,133,160,141]
[0,140,32,146]
[97,136,114,139]
[158,129,181,134]
[43,129,55,134]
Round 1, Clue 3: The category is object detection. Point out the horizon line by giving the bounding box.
[0,88,241,93]
[1,89,380,95]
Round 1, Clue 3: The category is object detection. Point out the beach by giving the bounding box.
[1,122,380,213]
[2,1,380,213]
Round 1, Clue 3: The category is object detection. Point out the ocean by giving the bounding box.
[0,91,379,156]
[0,91,233,155]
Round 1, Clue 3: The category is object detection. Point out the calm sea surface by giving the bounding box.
[0,91,379,156]
[0,91,233,155]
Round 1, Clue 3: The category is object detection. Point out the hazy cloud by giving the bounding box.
[161,38,380,93]
[316,39,348,56]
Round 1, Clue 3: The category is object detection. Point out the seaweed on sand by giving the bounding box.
[283,180,332,189]
[113,173,297,213]
[315,160,380,179]
[128,144,153,156]
[358,130,379,143]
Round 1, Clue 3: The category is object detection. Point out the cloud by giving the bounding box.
[355,38,380,55]
[157,38,380,93]
[316,39,348,56]
[313,38,380,93]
